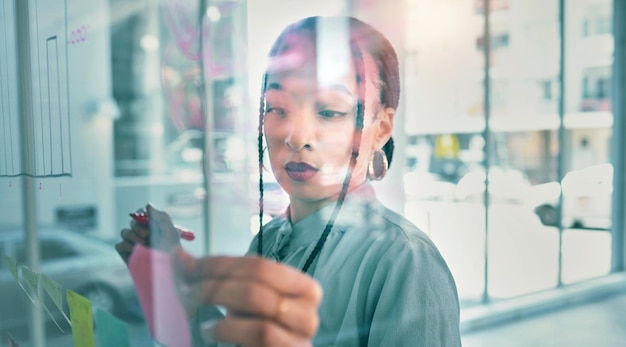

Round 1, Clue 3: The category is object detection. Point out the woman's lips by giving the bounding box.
[285,162,319,182]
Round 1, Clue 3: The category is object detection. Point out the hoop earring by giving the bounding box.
[367,149,388,181]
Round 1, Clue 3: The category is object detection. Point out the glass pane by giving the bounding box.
[560,0,613,284]
[486,131,560,298]
[484,0,562,299]
[0,0,618,343]
[405,0,486,306]
[404,133,486,306]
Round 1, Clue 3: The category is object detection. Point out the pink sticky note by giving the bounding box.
[128,244,191,347]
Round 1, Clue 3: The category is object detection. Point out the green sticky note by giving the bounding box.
[3,255,18,281]
[66,290,95,347]
[21,266,40,295]
[40,273,63,312]
[95,309,129,347]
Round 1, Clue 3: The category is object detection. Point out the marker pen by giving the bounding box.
[129,212,196,241]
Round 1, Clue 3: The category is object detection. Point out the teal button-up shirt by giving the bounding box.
[192,182,461,346]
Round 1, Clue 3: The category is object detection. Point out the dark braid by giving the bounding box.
[257,73,268,256]
[301,46,367,274]
[256,17,395,275]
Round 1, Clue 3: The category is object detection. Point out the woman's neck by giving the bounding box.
[288,198,327,224]
[287,180,368,224]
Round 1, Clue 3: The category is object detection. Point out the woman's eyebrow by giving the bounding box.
[265,81,354,99]
[318,84,354,98]
[267,82,282,90]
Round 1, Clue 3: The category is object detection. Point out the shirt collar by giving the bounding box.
[287,182,379,247]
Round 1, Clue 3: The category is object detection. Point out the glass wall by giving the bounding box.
[560,0,614,285]
[404,0,487,305]
[403,0,617,305]
[0,0,622,344]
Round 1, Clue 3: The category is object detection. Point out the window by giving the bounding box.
[582,4,613,37]
[40,239,79,261]
[542,80,553,100]
[14,239,77,263]
[581,66,612,111]
[476,33,510,51]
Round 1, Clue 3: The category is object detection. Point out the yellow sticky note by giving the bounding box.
[40,273,63,312]
[66,290,95,347]
[3,255,18,281]
[21,266,40,296]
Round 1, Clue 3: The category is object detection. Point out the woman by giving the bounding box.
[117,16,461,347]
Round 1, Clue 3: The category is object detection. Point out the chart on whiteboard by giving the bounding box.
[0,0,72,178]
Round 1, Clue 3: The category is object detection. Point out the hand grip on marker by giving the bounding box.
[129,211,196,241]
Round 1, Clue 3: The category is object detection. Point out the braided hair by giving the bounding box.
[256,17,400,273]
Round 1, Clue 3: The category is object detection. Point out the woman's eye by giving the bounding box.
[266,107,287,116]
[318,110,347,118]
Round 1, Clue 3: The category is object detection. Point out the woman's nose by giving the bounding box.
[285,111,316,151]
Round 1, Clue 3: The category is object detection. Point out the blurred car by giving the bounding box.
[533,164,613,229]
[0,227,141,329]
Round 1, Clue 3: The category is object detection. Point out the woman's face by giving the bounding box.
[263,34,394,209]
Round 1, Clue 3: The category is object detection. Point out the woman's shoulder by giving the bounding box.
[357,201,437,250]
[357,203,456,282]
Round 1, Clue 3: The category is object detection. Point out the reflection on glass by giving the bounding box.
[486,131,560,299]
[483,0,562,299]
[561,0,613,285]
[405,0,487,305]
[404,133,486,305]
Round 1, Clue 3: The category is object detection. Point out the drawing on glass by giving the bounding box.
[0,0,72,178]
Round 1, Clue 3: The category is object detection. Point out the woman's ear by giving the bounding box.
[374,107,395,148]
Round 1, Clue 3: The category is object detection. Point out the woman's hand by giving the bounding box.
[115,204,182,264]
[175,249,323,347]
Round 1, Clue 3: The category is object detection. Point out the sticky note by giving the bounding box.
[66,290,95,347]
[19,267,65,331]
[3,255,18,281]
[95,308,130,347]
[21,266,40,296]
[40,273,63,312]
[128,244,191,347]
[41,273,71,326]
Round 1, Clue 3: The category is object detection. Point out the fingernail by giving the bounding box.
[129,212,149,225]
[200,319,218,344]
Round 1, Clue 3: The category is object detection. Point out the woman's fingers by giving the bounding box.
[116,226,148,264]
[175,251,323,303]
[115,241,132,264]
[146,204,181,251]
[173,249,322,340]
[116,203,185,265]
[202,316,314,347]
[191,279,319,336]
[121,226,149,245]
